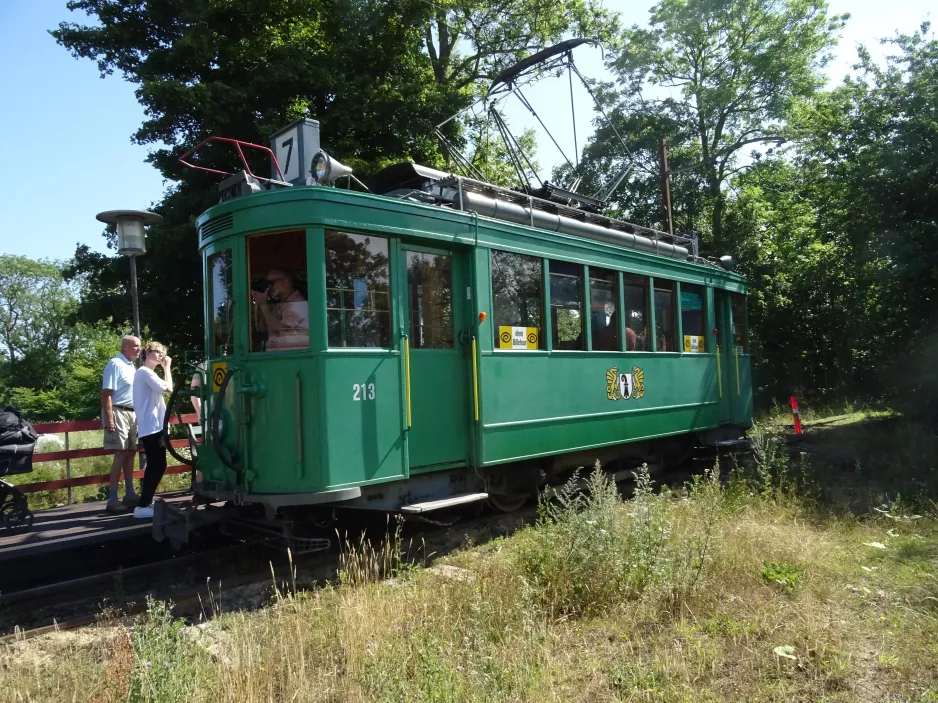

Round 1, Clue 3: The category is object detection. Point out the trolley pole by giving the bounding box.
[658,138,674,235]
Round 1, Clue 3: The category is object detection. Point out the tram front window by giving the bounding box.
[247,230,309,352]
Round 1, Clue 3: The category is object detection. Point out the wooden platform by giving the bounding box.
[0,495,190,563]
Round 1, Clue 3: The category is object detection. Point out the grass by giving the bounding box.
[7,428,191,510]
[2,411,938,702]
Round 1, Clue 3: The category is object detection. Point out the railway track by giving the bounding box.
[0,504,541,644]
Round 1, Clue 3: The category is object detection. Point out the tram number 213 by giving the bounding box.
[352,383,376,401]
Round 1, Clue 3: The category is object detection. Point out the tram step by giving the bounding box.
[399,493,489,514]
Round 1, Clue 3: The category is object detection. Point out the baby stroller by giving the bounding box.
[0,406,37,530]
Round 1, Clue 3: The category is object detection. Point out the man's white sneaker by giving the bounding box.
[133,505,154,519]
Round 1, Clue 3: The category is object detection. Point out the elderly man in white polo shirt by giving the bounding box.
[100,335,141,513]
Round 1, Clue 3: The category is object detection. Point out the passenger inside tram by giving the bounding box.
[251,268,309,350]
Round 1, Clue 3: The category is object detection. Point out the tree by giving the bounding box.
[0,255,123,420]
[606,0,845,246]
[560,103,708,232]
[0,256,78,385]
[52,0,611,354]
[793,25,938,414]
[53,0,465,352]
[423,0,618,91]
[464,120,540,189]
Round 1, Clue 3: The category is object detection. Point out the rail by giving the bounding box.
[16,414,201,502]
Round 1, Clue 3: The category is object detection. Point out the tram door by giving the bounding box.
[398,245,471,469]
[713,290,733,423]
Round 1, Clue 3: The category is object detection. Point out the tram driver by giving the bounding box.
[251,268,309,350]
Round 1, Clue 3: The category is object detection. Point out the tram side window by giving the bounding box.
[623,273,648,351]
[589,267,619,351]
[731,293,749,353]
[654,279,676,352]
[680,283,706,353]
[208,250,233,356]
[491,250,544,349]
[247,231,308,352]
[550,261,584,350]
[325,231,392,348]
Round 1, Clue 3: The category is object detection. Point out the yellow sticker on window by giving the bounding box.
[211,362,228,391]
[498,326,538,350]
[683,335,705,353]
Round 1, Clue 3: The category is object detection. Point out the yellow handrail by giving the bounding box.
[404,337,412,427]
[471,337,480,421]
[716,345,723,398]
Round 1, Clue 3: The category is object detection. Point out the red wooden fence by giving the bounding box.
[16,414,200,498]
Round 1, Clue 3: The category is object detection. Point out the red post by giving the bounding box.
[790,395,802,435]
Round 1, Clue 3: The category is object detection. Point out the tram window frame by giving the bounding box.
[731,292,749,353]
[405,250,454,349]
[653,278,677,352]
[207,249,234,357]
[246,230,309,353]
[622,273,649,351]
[324,230,392,349]
[491,250,545,350]
[549,260,585,351]
[680,283,707,353]
[588,266,619,352]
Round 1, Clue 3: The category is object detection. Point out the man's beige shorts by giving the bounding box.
[103,407,138,451]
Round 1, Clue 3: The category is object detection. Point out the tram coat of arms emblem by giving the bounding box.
[606,365,645,401]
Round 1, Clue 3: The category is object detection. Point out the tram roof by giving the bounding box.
[195,185,747,288]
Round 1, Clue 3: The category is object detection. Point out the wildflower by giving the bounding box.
[456,665,464,671]
[145,661,151,668]
[165,663,170,669]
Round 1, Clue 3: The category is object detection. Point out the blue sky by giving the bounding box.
[0,0,932,262]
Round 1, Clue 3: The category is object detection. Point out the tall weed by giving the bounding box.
[513,462,721,616]
[128,598,204,703]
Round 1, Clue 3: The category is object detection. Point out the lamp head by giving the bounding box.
[96,210,163,257]
[309,150,353,185]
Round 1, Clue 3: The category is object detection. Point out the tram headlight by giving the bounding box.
[309,150,353,185]
[311,152,328,183]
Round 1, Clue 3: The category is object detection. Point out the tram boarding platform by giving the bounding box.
[0,495,191,563]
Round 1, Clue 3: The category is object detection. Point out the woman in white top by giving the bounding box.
[131,342,173,519]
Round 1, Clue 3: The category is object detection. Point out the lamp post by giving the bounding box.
[95,210,163,339]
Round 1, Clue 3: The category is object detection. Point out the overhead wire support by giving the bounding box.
[569,63,632,164]
[568,59,578,171]
[514,88,575,171]
[434,128,487,182]
[489,106,542,190]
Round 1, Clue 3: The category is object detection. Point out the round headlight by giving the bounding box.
[312,153,328,183]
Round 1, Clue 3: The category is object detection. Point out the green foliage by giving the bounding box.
[52,0,609,356]
[598,0,845,243]
[724,25,938,410]
[0,255,77,375]
[423,0,618,89]
[761,561,806,592]
[0,255,124,421]
[514,462,724,616]
[129,599,204,703]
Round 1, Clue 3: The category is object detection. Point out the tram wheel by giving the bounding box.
[488,493,527,513]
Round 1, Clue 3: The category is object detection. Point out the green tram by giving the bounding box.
[158,121,752,541]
